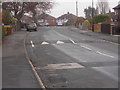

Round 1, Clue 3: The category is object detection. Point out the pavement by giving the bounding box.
[69,27,119,44]
[2,30,39,88]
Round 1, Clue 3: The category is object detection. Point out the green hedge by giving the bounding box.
[93,14,110,24]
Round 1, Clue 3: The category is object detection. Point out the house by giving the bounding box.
[56,12,78,26]
[112,2,120,34]
[37,13,56,26]
[113,2,120,26]
[107,11,116,25]
[21,15,34,24]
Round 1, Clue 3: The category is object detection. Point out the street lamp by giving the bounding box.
[92,0,94,32]
[76,0,78,17]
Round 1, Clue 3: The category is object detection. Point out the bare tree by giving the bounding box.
[2,1,54,23]
[97,0,109,14]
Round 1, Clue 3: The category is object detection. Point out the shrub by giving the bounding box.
[93,14,110,24]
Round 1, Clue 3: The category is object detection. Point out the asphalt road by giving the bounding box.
[25,26,119,88]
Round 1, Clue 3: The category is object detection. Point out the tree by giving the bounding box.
[93,14,110,24]
[2,10,12,24]
[2,2,27,20]
[84,6,96,19]
[97,0,109,14]
[66,19,75,26]
[2,1,54,23]
[30,2,53,23]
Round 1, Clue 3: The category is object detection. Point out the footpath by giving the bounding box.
[70,27,119,44]
[2,30,39,88]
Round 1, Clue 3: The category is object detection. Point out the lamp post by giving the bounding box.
[92,0,94,32]
[76,0,78,27]
[76,0,78,17]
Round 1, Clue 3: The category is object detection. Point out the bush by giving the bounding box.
[75,17,84,25]
[2,10,18,25]
[66,19,75,26]
[93,14,110,24]
[2,10,12,25]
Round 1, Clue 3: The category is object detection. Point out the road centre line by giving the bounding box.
[96,51,114,58]
[79,44,114,58]
[30,41,35,47]
[80,45,92,51]
[70,39,77,44]
[101,39,119,45]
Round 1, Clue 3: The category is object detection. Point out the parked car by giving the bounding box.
[26,23,37,31]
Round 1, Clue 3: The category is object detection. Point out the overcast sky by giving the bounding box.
[49,0,119,18]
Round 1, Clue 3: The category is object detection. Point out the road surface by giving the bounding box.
[25,26,119,88]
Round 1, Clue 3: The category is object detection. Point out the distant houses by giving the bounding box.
[37,13,57,26]
[56,12,78,26]
[36,12,78,26]
[20,12,79,26]
[21,15,34,24]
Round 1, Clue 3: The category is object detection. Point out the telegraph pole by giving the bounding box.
[76,0,78,17]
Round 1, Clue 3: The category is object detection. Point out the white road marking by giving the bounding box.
[56,40,64,44]
[30,41,35,47]
[82,60,87,62]
[80,45,92,51]
[38,63,84,70]
[41,41,49,45]
[96,51,114,58]
[70,39,77,44]
[101,40,119,45]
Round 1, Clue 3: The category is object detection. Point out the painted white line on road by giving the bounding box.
[80,45,92,51]
[38,63,84,70]
[56,40,64,44]
[81,60,87,62]
[41,41,49,45]
[70,39,77,44]
[30,41,35,47]
[101,40,119,45]
[96,51,114,58]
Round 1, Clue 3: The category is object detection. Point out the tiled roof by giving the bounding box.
[113,4,120,9]
[57,12,78,20]
[38,13,56,20]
